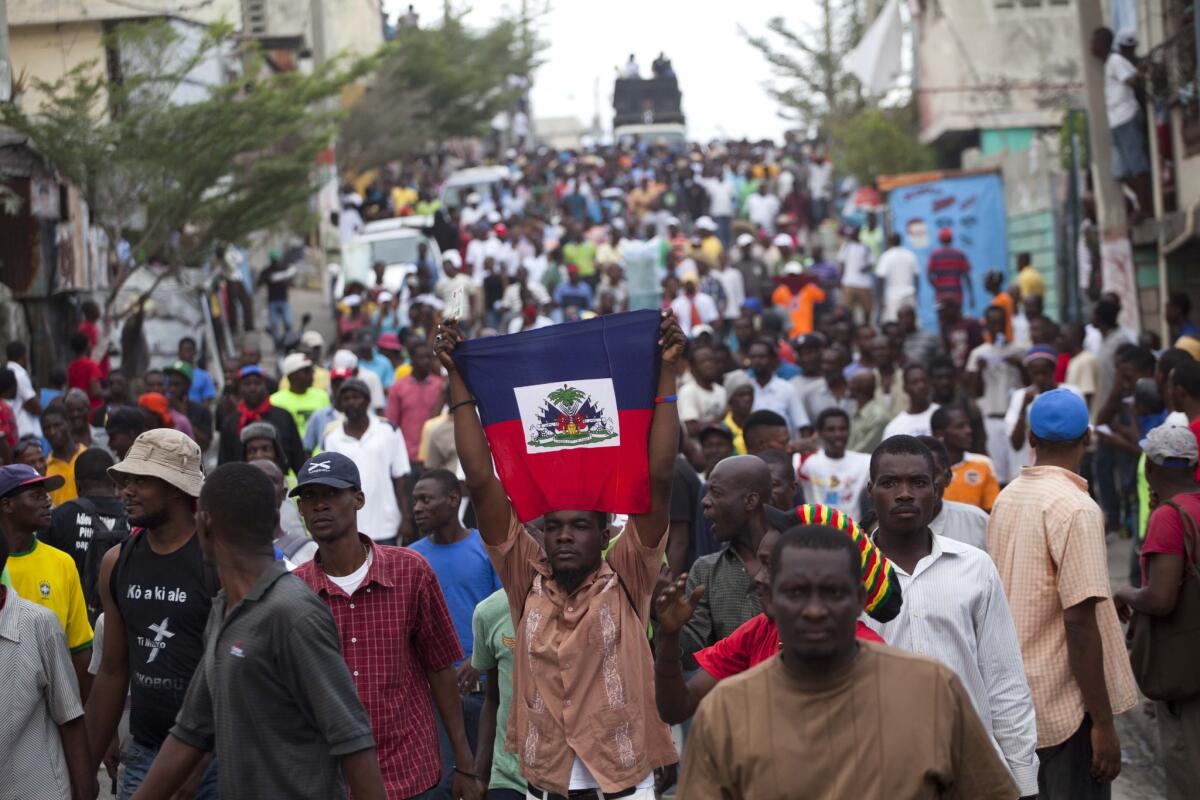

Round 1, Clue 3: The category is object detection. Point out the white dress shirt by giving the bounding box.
[751,374,809,434]
[928,499,989,551]
[864,533,1039,796]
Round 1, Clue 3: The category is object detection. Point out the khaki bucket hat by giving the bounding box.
[108,428,204,497]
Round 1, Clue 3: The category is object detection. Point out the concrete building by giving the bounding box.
[1124,0,1200,340]
[7,0,240,112]
[912,0,1088,320]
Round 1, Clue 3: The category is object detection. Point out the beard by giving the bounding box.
[552,559,600,595]
[128,507,170,529]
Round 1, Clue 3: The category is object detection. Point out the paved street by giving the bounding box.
[1109,536,1167,800]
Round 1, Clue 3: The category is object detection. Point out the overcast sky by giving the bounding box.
[383,1,814,141]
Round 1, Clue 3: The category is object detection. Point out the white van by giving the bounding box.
[439,165,512,210]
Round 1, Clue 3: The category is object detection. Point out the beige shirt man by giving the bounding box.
[679,645,1018,799]
[988,465,1137,748]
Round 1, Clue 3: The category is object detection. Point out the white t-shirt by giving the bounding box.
[678,381,728,424]
[327,547,374,595]
[809,161,833,199]
[670,293,720,336]
[716,267,745,320]
[506,315,554,334]
[745,193,781,229]
[1104,54,1140,128]
[5,361,41,438]
[323,417,412,541]
[838,241,873,289]
[484,237,519,276]
[874,246,919,297]
[702,178,736,217]
[965,341,1023,417]
[799,450,872,519]
[881,404,940,440]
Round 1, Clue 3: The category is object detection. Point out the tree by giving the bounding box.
[744,5,933,182]
[741,2,867,131]
[829,104,934,182]
[338,7,543,175]
[0,20,370,316]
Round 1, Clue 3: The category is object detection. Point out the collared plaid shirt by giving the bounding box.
[988,466,1138,747]
[294,537,463,797]
[681,546,761,669]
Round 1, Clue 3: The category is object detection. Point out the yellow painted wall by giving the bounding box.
[9,22,107,113]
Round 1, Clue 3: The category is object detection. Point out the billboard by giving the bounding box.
[886,172,1008,332]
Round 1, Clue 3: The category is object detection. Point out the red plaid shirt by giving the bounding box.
[295,537,462,797]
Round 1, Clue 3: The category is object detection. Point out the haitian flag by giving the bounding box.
[452,309,661,521]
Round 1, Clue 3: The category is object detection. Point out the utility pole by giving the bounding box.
[1074,0,1140,331]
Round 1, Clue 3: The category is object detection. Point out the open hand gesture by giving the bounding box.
[654,573,705,635]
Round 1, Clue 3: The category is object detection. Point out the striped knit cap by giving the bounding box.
[764,502,903,624]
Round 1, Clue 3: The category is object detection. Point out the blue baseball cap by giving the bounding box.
[289,452,362,497]
[238,365,264,379]
[0,463,65,498]
[1029,388,1090,442]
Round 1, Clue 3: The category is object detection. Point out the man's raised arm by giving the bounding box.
[631,312,685,546]
[434,319,514,546]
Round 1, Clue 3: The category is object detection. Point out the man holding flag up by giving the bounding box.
[434,309,684,800]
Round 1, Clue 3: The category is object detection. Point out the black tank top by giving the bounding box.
[112,529,219,748]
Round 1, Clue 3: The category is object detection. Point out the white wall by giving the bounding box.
[9,0,239,27]
[916,0,1086,143]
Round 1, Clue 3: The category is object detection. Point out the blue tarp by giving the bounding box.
[887,172,1008,331]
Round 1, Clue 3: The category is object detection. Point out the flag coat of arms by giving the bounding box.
[452,309,661,521]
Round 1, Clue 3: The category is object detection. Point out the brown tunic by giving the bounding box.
[486,513,678,795]
[678,642,1019,800]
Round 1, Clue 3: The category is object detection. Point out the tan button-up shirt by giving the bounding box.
[988,465,1138,747]
[487,513,677,795]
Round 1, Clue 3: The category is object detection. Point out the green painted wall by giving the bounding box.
[981,127,1036,156]
[1008,210,1059,319]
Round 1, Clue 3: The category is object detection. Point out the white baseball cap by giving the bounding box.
[332,349,359,370]
[736,233,755,248]
[281,352,313,377]
[300,330,325,349]
[772,233,794,248]
[695,216,717,231]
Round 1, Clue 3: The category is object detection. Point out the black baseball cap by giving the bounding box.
[289,452,362,497]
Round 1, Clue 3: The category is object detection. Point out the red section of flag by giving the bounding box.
[483,409,653,521]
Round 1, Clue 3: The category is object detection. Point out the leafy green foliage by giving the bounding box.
[547,386,586,409]
[829,104,934,182]
[1,20,371,308]
[741,3,867,130]
[338,7,544,175]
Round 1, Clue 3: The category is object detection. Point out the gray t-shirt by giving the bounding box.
[171,562,375,799]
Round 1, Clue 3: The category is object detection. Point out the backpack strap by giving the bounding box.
[1162,499,1200,571]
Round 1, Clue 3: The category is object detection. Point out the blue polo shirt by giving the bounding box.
[409,530,501,663]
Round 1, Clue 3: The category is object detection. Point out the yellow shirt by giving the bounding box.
[46,443,86,507]
[1016,267,1046,299]
[8,538,93,652]
[946,453,1001,512]
[723,412,747,455]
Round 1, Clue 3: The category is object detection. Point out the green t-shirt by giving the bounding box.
[269,387,330,441]
[562,241,597,278]
[471,589,525,794]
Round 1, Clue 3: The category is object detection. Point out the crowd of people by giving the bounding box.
[3,131,1200,800]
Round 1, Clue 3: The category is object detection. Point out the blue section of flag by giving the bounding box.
[452,309,661,425]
